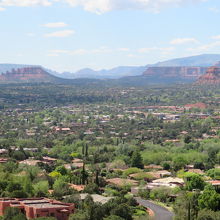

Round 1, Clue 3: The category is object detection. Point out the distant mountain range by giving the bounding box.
[51,54,220,79]
[150,54,220,67]
[1,54,220,84]
[52,66,147,79]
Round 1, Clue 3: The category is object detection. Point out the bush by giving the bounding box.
[104,215,124,220]
[207,168,220,180]
[150,187,172,203]
[3,207,27,220]
[131,172,154,181]
[123,168,142,177]
[111,203,133,220]
[34,218,56,220]
[33,181,49,197]
[197,209,220,220]
[83,183,99,194]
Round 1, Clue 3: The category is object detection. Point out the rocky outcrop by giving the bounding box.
[196,66,220,84]
[0,66,58,83]
[143,66,207,79]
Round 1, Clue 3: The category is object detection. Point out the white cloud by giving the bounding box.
[70,49,88,55]
[212,35,220,40]
[170,38,199,45]
[0,7,5,10]
[47,53,59,57]
[0,0,52,7]
[49,49,88,55]
[27,33,36,37]
[0,0,207,13]
[209,7,219,13]
[61,0,207,14]
[43,22,68,28]
[16,53,23,57]
[117,48,130,52]
[138,47,174,54]
[47,47,131,56]
[127,53,138,58]
[44,30,75,37]
[50,49,69,53]
[187,41,220,53]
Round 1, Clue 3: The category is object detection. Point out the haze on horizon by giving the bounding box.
[1,0,220,72]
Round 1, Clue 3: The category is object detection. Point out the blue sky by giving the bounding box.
[0,0,220,72]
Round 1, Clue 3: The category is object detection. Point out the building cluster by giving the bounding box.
[0,198,74,220]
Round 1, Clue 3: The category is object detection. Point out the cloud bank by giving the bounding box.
[0,0,51,7]
[62,0,207,14]
[43,22,68,28]
[0,0,207,13]
[44,30,75,37]
[170,38,199,45]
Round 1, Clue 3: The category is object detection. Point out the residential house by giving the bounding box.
[0,198,74,220]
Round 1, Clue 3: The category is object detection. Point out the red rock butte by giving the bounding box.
[0,66,57,82]
[143,66,207,78]
[196,65,220,85]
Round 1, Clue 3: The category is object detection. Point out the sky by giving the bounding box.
[1,0,220,72]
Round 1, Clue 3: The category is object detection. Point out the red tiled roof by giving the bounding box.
[185,103,207,109]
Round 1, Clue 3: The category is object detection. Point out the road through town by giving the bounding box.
[135,198,174,220]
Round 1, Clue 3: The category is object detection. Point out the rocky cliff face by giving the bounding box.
[196,66,220,84]
[143,66,207,79]
[140,66,208,84]
[0,66,58,83]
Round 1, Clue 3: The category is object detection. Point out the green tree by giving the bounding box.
[81,163,88,185]
[53,178,71,198]
[111,203,132,220]
[173,156,187,171]
[83,195,104,220]
[185,173,205,191]
[69,211,88,220]
[23,177,34,196]
[184,135,192,144]
[163,162,171,170]
[83,183,99,194]
[11,213,27,220]
[33,217,56,220]
[6,182,22,192]
[207,168,220,180]
[198,184,220,211]
[3,207,26,220]
[12,151,26,161]
[104,215,124,220]
[174,192,200,220]
[131,150,144,169]
[197,209,220,220]
[55,166,68,176]
[33,181,49,197]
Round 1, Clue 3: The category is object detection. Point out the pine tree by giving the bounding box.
[85,143,89,157]
[131,150,144,169]
[82,144,85,156]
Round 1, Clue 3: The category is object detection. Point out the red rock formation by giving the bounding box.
[0,67,57,82]
[143,66,207,79]
[196,66,220,84]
